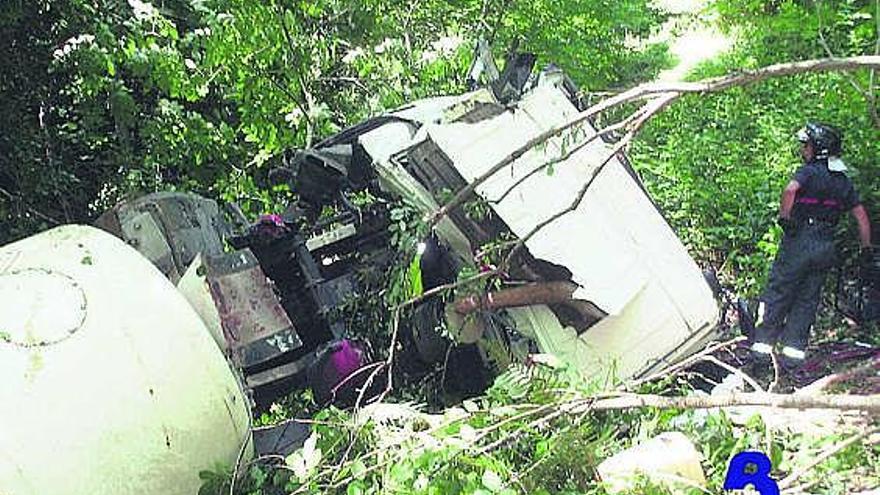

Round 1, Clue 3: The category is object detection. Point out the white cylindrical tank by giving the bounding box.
[0,226,252,495]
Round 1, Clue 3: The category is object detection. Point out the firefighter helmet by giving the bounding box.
[797,121,842,158]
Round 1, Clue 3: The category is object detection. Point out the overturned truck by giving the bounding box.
[101,61,720,402]
[0,58,719,495]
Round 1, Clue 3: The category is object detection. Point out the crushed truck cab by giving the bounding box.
[359,76,720,382]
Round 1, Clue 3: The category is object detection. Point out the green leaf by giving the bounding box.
[407,252,423,297]
[390,462,414,486]
[482,469,504,492]
[351,460,367,480]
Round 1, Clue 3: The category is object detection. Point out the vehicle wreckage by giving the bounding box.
[0,54,722,494]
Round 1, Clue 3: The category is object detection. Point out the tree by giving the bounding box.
[0,0,670,245]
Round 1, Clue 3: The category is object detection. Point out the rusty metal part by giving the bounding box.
[453,281,580,315]
[204,249,302,369]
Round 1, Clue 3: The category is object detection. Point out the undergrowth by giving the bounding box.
[202,363,880,495]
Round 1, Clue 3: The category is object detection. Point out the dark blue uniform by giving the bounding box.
[755,158,860,357]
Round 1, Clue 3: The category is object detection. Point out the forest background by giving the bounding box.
[3,0,878,295]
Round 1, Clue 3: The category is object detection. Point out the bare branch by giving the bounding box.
[590,391,880,413]
[488,106,647,205]
[778,427,879,490]
[429,56,880,226]
[453,280,579,315]
[577,56,880,113]
[501,95,672,269]
[500,135,629,268]
[336,311,402,472]
[0,186,62,226]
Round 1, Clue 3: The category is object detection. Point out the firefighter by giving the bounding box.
[751,122,872,369]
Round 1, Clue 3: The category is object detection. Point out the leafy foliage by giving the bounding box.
[631,0,880,295]
[6,1,880,494]
[201,366,880,494]
[0,0,669,245]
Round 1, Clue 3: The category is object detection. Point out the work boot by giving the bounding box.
[750,319,777,364]
[750,340,773,365]
[780,346,806,382]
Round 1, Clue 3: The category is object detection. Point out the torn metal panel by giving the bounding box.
[203,249,302,369]
[415,85,718,379]
[95,192,229,283]
[393,89,497,126]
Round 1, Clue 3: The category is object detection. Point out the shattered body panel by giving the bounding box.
[203,249,302,369]
[353,76,720,381]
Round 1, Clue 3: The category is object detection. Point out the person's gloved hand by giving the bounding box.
[777,216,797,234]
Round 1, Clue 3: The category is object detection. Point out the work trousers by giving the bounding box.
[753,223,836,353]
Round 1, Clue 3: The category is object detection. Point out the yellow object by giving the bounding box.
[0,226,251,495]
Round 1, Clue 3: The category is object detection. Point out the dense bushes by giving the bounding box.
[632,0,880,294]
[0,0,668,245]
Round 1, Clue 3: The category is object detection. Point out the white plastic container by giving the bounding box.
[0,226,251,495]
[597,431,707,493]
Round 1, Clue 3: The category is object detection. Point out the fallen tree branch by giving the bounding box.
[778,426,879,490]
[453,280,578,315]
[501,95,672,268]
[590,392,880,414]
[428,56,880,226]
[488,104,647,205]
[336,311,402,473]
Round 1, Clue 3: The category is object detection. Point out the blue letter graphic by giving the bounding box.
[723,451,779,495]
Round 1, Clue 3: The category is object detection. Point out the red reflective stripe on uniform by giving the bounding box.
[797,196,841,208]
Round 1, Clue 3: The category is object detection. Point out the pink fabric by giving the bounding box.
[328,340,363,385]
[259,214,285,227]
[797,197,840,208]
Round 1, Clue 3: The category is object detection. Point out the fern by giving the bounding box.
[488,361,572,403]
